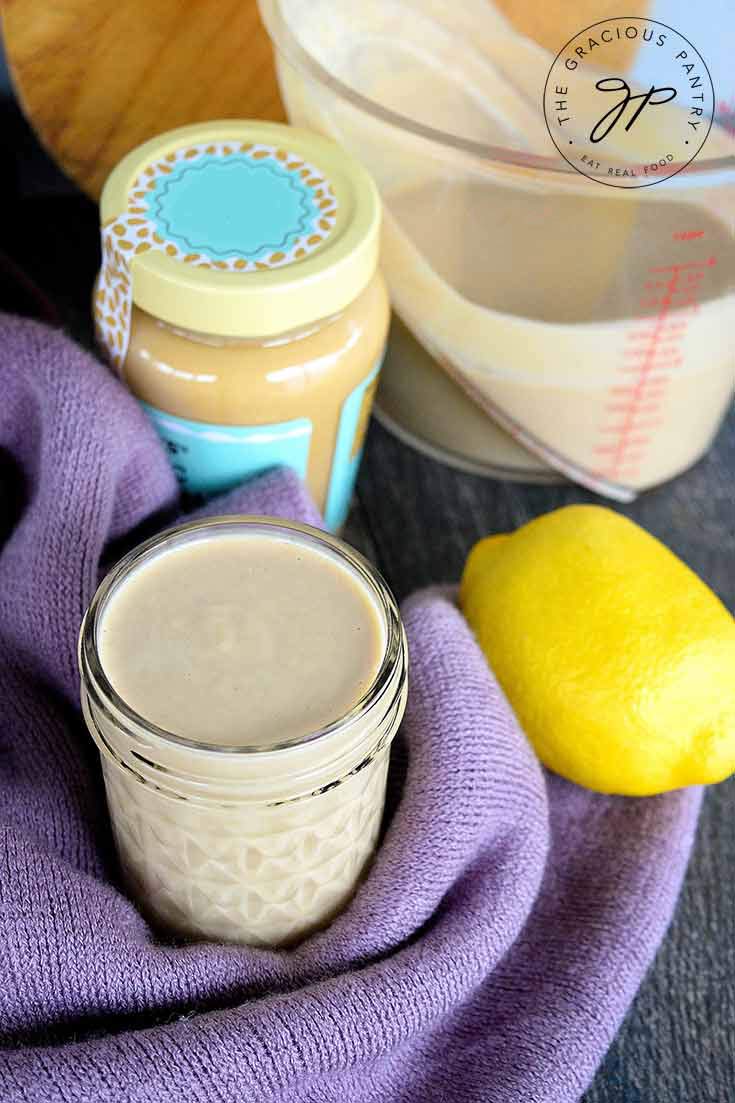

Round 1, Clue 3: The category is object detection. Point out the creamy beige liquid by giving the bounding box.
[379,183,734,488]
[378,314,554,478]
[85,524,405,946]
[274,0,735,487]
[99,533,384,746]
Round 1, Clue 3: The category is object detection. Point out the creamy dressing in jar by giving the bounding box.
[79,517,408,947]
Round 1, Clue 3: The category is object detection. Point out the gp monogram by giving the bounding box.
[543,18,715,188]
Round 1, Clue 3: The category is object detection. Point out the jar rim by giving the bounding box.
[79,515,405,759]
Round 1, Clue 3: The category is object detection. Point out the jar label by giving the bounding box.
[324,355,383,530]
[139,349,383,529]
[140,404,312,496]
[95,141,338,372]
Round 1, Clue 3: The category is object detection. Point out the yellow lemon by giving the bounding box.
[460,505,735,795]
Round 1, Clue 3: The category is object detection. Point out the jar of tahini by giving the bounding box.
[95,121,389,530]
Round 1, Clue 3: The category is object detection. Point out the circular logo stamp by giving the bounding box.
[543,18,714,188]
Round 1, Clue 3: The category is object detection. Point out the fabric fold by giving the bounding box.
[0,316,701,1103]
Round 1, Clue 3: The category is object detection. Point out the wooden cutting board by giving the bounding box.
[493,0,651,68]
[2,0,285,199]
[2,0,653,201]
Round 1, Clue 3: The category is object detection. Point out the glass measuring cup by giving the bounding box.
[259,0,735,499]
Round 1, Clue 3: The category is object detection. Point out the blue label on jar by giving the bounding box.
[140,404,312,496]
[324,356,383,531]
[141,349,383,529]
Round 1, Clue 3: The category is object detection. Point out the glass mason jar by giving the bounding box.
[94,120,389,531]
[79,517,408,947]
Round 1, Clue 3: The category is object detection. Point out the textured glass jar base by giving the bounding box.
[79,516,408,948]
[102,749,390,947]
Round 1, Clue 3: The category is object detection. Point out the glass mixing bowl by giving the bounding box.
[258,0,735,496]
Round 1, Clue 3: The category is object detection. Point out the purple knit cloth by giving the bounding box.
[0,315,701,1103]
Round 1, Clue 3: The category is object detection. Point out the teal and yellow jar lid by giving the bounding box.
[96,120,382,367]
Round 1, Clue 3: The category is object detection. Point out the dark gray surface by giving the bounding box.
[346,416,735,1103]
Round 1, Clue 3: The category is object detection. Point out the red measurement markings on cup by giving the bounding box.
[594,237,717,483]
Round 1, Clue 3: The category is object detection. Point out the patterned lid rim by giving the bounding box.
[99,120,381,340]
